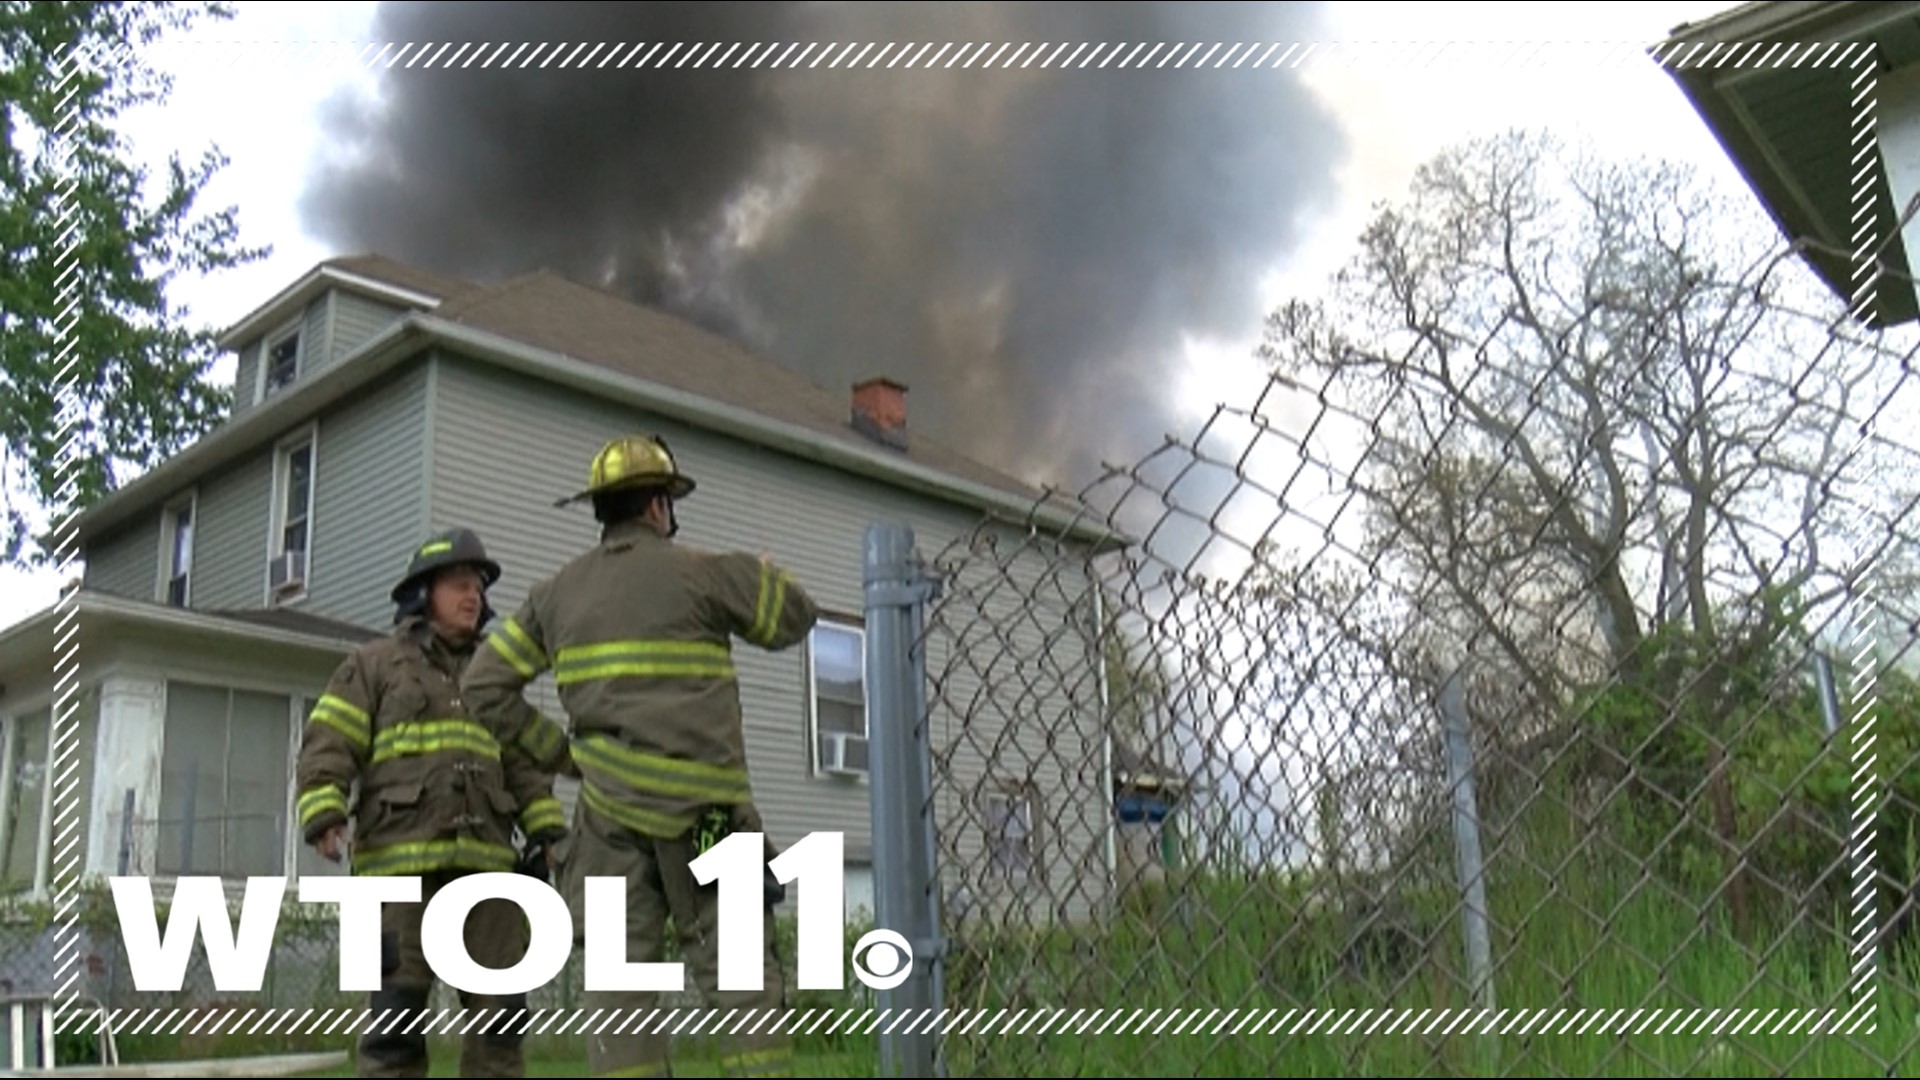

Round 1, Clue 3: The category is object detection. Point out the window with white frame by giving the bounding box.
[160,495,194,607]
[807,619,869,778]
[260,323,300,399]
[269,433,314,603]
[985,787,1038,878]
[0,708,51,894]
[157,682,296,879]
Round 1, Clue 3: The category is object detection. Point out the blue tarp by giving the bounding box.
[1116,794,1171,824]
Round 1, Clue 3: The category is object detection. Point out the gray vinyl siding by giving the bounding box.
[294,364,430,631]
[296,301,329,390]
[182,455,272,610]
[326,292,409,370]
[83,517,161,601]
[425,352,1111,926]
[230,340,260,424]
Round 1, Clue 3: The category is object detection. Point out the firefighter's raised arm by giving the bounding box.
[710,551,819,651]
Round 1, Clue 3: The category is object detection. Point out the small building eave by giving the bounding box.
[1652,0,1920,328]
[215,265,444,352]
[0,590,372,691]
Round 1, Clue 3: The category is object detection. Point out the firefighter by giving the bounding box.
[295,528,574,1079]
[462,434,820,1079]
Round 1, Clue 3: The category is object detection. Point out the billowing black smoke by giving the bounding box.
[299,1,1349,498]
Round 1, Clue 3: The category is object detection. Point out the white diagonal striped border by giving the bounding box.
[62,1005,1902,1039]
[48,39,1905,75]
[40,35,1893,1047]
[46,40,90,1038]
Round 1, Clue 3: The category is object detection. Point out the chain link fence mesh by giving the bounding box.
[912,133,1920,1076]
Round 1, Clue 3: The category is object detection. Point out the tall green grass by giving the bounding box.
[933,784,1920,1077]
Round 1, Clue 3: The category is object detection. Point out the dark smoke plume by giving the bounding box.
[300,1,1349,499]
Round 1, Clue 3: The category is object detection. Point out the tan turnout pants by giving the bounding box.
[357,868,534,1078]
[555,801,793,1078]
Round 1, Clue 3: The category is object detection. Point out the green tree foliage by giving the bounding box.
[0,1,266,566]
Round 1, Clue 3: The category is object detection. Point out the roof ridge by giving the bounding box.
[320,252,485,296]
[442,271,1065,503]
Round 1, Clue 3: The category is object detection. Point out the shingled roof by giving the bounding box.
[198,606,385,644]
[411,266,1050,505]
[320,253,489,306]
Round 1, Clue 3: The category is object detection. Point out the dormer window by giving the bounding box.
[261,322,301,399]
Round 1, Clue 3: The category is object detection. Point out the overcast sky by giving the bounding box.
[0,0,1750,633]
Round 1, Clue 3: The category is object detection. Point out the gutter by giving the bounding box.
[1657,0,1897,48]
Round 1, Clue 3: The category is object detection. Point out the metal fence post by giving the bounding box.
[1439,668,1495,1015]
[1813,651,1871,978]
[864,522,946,1078]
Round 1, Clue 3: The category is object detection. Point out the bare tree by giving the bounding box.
[1256,128,1920,940]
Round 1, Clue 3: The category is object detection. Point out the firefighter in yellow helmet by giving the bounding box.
[463,435,818,1078]
[295,528,574,1078]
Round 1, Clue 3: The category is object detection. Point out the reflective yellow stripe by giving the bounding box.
[579,780,699,838]
[500,618,549,668]
[370,718,501,765]
[751,564,792,646]
[352,837,519,877]
[520,797,565,836]
[573,733,752,804]
[310,712,368,750]
[418,540,453,557]
[318,694,369,726]
[517,717,569,763]
[486,630,541,679]
[309,696,370,749]
[297,786,347,828]
[553,640,735,686]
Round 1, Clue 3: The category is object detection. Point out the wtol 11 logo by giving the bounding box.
[108,832,914,996]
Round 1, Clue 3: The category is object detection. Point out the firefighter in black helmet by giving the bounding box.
[294,527,573,1079]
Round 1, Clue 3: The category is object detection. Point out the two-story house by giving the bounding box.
[0,254,1126,948]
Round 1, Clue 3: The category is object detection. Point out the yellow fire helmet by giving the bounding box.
[555,434,697,508]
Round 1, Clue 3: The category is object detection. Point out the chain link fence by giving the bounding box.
[864,133,1920,1077]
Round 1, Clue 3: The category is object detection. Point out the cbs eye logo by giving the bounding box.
[850,929,914,990]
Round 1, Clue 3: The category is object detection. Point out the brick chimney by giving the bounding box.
[851,377,908,450]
